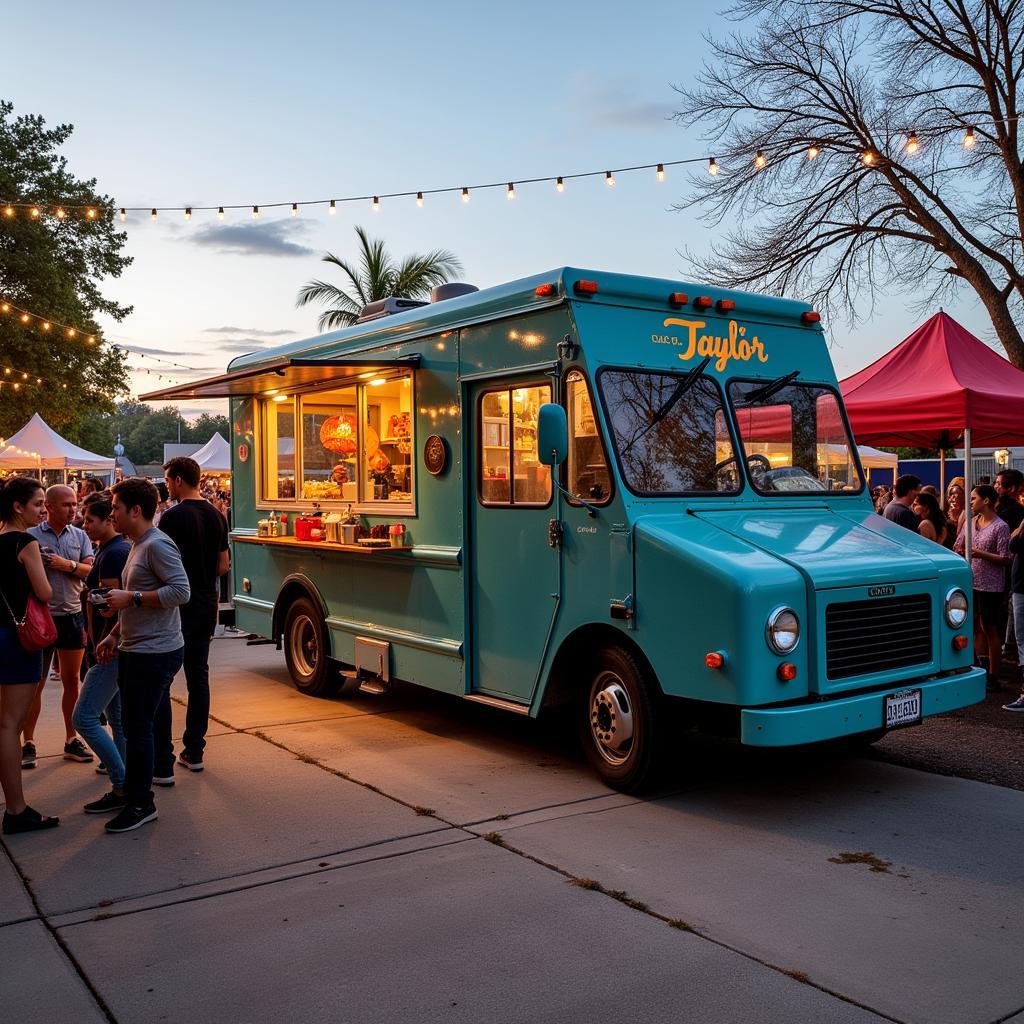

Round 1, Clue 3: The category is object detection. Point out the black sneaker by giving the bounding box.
[21,741,36,769]
[63,738,94,763]
[84,790,126,814]
[178,751,204,772]
[95,762,107,775]
[152,774,175,787]
[105,804,158,833]
[2,805,59,835]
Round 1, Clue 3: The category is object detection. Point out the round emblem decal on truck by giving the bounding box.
[424,434,448,476]
[237,443,250,463]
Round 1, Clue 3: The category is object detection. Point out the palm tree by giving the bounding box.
[296,226,463,331]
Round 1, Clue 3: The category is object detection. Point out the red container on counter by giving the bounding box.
[295,515,321,541]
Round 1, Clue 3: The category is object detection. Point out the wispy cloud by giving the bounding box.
[185,220,317,258]
[213,338,286,354]
[202,326,295,337]
[116,343,196,357]
[565,70,674,131]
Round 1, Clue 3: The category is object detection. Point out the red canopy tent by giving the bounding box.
[840,310,1024,552]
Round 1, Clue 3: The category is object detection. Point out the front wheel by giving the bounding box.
[283,596,337,697]
[577,645,664,793]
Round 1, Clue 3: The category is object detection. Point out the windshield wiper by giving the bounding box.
[743,370,800,405]
[622,356,712,454]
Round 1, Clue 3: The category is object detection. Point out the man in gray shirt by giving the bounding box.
[96,478,189,834]
[23,485,95,767]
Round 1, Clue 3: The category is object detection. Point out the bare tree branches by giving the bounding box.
[675,0,1024,365]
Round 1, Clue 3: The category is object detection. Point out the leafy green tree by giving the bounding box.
[296,225,462,330]
[186,412,230,444]
[0,100,131,439]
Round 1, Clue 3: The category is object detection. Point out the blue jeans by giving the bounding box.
[1013,594,1024,671]
[72,657,126,788]
[119,647,185,806]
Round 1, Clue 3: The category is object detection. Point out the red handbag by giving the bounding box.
[1,588,57,652]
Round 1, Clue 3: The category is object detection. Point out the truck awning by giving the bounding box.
[138,354,421,402]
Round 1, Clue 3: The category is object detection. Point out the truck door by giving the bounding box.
[469,379,559,702]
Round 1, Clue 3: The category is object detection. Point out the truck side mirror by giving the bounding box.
[537,403,568,466]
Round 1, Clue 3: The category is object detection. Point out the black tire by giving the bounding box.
[282,596,337,697]
[577,645,664,793]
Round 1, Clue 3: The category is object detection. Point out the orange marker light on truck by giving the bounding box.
[801,311,822,324]
[694,295,713,310]
[716,299,736,313]
[573,280,599,295]
[952,635,969,651]
[704,651,725,669]
[535,283,556,298]
[777,663,798,682]
[668,292,689,308]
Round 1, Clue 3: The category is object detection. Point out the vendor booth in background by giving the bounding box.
[0,412,115,485]
[841,310,1024,556]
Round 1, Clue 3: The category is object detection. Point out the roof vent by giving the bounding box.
[354,296,429,324]
[431,282,478,303]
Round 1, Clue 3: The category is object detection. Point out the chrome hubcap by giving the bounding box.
[290,615,318,677]
[589,674,634,766]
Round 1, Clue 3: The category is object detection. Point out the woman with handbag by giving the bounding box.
[0,477,59,834]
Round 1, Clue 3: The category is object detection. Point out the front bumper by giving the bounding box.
[739,667,986,747]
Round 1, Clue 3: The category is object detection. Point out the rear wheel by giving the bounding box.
[578,645,664,793]
[283,596,337,697]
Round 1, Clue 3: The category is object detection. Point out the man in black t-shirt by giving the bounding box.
[883,475,922,532]
[159,457,229,773]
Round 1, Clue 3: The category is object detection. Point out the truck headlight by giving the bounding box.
[766,607,800,654]
[945,588,969,628]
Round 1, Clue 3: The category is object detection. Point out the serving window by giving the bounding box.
[478,383,552,507]
[257,372,415,509]
[565,370,612,505]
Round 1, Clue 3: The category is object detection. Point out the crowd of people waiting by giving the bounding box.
[0,457,228,836]
[875,469,1024,708]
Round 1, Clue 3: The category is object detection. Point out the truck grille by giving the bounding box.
[825,594,931,680]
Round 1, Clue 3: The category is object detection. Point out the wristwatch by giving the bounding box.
[132,591,143,607]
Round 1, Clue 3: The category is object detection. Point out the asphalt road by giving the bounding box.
[3,640,1023,1024]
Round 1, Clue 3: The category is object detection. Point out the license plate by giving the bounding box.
[884,688,922,730]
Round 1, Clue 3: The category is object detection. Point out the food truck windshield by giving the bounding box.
[598,368,863,496]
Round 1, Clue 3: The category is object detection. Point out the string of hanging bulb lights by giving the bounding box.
[0,124,1000,222]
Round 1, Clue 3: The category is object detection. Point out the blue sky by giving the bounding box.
[6,0,999,416]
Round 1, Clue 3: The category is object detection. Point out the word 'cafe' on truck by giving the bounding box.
[144,269,986,791]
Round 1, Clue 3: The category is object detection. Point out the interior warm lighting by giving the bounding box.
[905,131,919,155]
[264,389,280,396]
[358,371,377,379]
[272,394,289,403]
[963,126,977,148]
[369,377,386,386]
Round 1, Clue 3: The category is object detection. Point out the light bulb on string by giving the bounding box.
[556,176,564,192]
[291,203,298,217]
[807,145,820,160]
[461,187,470,203]
[41,322,50,332]
[861,149,877,166]
[605,171,615,187]
[0,303,8,313]
[20,314,29,324]
[708,157,719,176]
[754,151,766,169]
[905,131,920,155]
[150,209,158,221]
[217,207,225,220]
[184,207,192,221]
[371,196,380,212]
[416,192,424,207]
[329,200,337,215]
[86,208,96,219]
[506,182,515,200]
[963,126,977,148]
[30,207,40,219]
[119,208,126,221]
[67,328,75,338]
[3,205,12,218]
[656,163,665,181]
[252,205,260,219]
[56,208,66,219]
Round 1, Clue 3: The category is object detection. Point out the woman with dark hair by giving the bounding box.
[0,477,59,834]
[955,484,1012,688]
[913,491,950,546]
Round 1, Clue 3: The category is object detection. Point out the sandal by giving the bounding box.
[2,806,60,835]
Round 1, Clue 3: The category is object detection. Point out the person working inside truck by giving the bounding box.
[883,475,922,531]
[955,484,1011,691]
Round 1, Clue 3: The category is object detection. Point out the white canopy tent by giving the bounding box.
[0,413,114,476]
[191,432,231,473]
[855,444,898,471]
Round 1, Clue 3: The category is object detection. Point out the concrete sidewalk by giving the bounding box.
[3,640,1023,1023]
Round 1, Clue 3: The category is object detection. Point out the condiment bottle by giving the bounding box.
[279,513,289,536]
[269,511,279,537]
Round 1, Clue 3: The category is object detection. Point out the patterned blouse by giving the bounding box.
[954,515,1011,592]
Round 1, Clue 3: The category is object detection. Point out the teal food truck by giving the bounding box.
[145,269,985,791]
